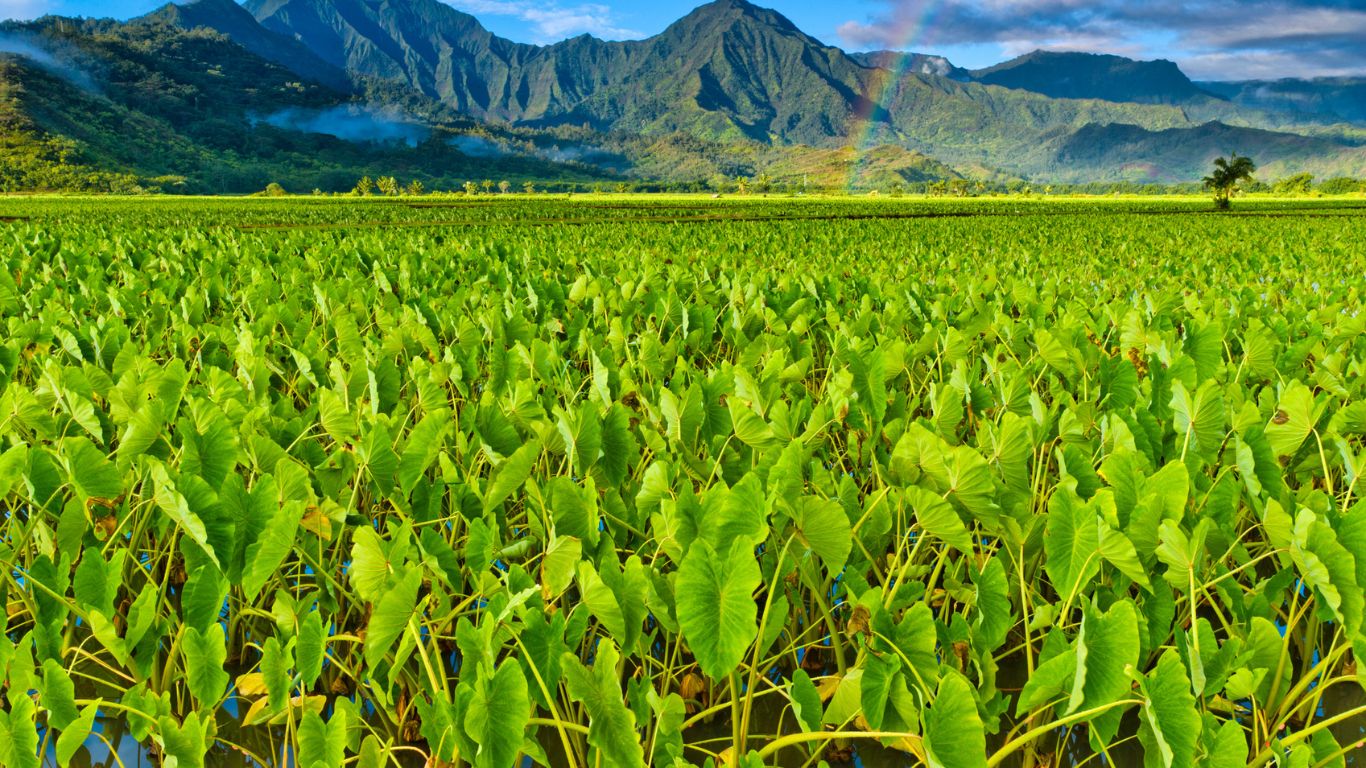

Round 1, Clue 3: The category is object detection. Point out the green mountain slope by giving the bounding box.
[240,0,1364,181]
[135,0,351,91]
[1050,121,1366,183]
[0,18,620,191]
[1200,78,1366,125]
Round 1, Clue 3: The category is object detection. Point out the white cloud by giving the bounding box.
[835,0,1366,79]
[444,0,641,43]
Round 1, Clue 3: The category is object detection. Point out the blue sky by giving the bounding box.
[2,0,1364,80]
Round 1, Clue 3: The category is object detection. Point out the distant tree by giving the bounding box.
[406,179,425,196]
[481,179,495,194]
[592,182,606,194]
[1273,172,1314,196]
[1319,176,1364,195]
[615,181,631,194]
[1203,153,1256,210]
[377,176,399,196]
[889,182,904,198]
[263,182,287,197]
[463,181,479,195]
[523,181,536,194]
[755,173,772,194]
[708,174,730,195]
[355,176,374,196]
[735,176,750,195]
[498,180,512,194]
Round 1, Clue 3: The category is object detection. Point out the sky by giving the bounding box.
[2,0,1364,81]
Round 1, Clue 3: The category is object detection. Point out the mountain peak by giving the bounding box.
[135,0,351,91]
[972,49,1210,105]
[672,0,801,35]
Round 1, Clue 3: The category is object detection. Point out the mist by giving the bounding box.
[259,105,429,146]
[0,33,97,91]
[450,135,506,157]
[450,134,619,168]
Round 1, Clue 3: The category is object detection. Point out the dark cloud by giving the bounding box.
[837,0,1366,79]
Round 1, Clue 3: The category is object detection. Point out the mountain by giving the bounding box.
[135,0,351,91]
[1200,78,1366,125]
[0,16,622,192]
[1049,121,1366,183]
[246,0,881,144]
[969,51,1214,105]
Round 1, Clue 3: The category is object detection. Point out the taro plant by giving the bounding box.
[0,195,1364,768]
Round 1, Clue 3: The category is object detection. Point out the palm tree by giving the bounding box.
[1203,153,1256,210]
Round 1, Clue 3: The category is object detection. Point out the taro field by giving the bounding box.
[1,196,1365,768]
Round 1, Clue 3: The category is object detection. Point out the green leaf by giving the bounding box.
[1138,650,1201,768]
[647,691,686,768]
[150,463,220,568]
[1207,720,1249,768]
[924,671,986,768]
[698,473,769,551]
[40,659,80,730]
[1098,523,1152,591]
[299,708,347,768]
[1016,645,1078,714]
[73,550,118,617]
[0,693,40,768]
[1265,382,1316,460]
[1291,509,1363,633]
[0,444,28,500]
[181,564,227,631]
[364,566,422,670]
[182,624,229,708]
[971,557,1011,652]
[463,662,530,768]
[676,540,761,680]
[261,635,292,714]
[318,389,357,445]
[789,668,823,733]
[729,399,778,449]
[1044,483,1101,603]
[1068,601,1139,743]
[793,495,852,573]
[349,526,394,604]
[548,476,600,547]
[909,485,973,555]
[577,556,648,653]
[360,422,399,495]
[1169,379,1225,461]
[61,437,121,501]
[540,535,581,600]
[297,609,326,689]
[159,712,210,768]
[860,651,898,730]
[562,641,643,768]
[56,703,99,768]
[398,410,451,496]
[179,407,236,489]
[482,436,541,512]
[240,499,304,600]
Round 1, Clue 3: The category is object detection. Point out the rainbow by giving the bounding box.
[845,1,948,192]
